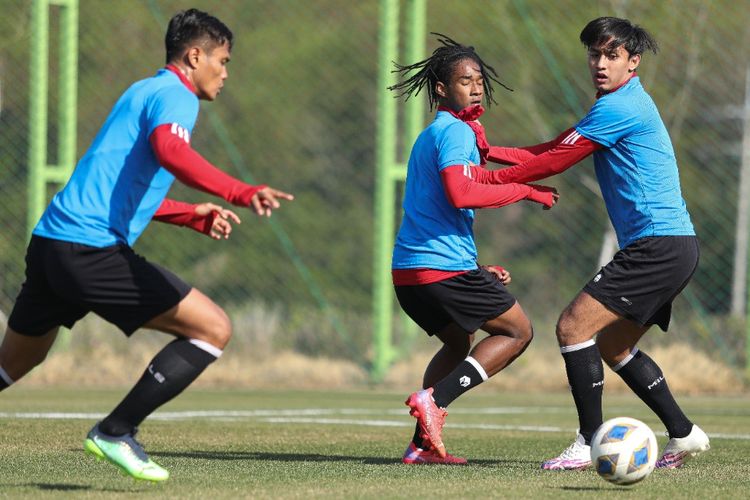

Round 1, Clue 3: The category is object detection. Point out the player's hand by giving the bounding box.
[527,184,559,209]
[483,265,511,285]
[194,202,241,240]
[250,186,294,217]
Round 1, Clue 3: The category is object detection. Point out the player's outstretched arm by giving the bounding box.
[484,130,602,185]
[154,198,241,239]
[441,165,559,210]
[150,125,293,215]
[486,128,577,165]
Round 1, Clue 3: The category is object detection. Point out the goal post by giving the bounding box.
[371,0,426,381]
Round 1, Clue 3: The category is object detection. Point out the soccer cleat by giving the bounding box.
[84,423,169,482]
[541,433,592,470]
[655,424,710,469]
[405,388,448,458]
[402,442,467,465]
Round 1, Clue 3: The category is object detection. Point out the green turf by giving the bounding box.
[0,388,748,498]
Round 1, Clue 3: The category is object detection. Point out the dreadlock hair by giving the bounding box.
[580,17,658,56]
[388,33,511,110]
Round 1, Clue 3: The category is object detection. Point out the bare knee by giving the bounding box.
[203,308,232,349]
[555,309,578,346]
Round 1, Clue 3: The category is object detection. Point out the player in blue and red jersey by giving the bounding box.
[486,17,709,470]
[388,34,559,464]
[0,9,292,481]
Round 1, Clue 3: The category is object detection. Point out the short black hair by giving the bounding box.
[388,33,511,110]
[580,17,658,56]
[165,8,233,64]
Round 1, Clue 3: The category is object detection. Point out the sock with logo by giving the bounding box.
[99,338,221,436]
[0,365,13,391]
[561,340,604,444]
[430,356,488,409]
[613,348,692,438]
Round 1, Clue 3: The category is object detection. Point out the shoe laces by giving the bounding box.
[119,428,150,462]
[559,438,588,460]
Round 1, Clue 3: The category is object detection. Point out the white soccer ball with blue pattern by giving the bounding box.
[590,417,658,485]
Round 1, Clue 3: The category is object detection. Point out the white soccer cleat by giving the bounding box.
[541,433,591,470]
[655,424,710,469]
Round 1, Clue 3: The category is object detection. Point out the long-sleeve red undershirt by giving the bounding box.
[440,165,556,209]
[149,123,266,232]
[153,197,216,234]
[150,124,265,207]
[485,127,602,183]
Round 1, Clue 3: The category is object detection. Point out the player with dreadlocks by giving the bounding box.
[389,34,559,464]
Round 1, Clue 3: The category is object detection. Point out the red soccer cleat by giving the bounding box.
[405,388,448,458]
[402,442,467,465]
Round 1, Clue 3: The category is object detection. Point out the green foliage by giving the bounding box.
[0,1,747,369]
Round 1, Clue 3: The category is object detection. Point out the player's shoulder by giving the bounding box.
[432,113,473,140]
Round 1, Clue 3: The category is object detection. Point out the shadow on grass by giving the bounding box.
[12,483,138,493]
[153,450,539,467]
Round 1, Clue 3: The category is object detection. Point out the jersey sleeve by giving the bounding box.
[146,85,199,137]
[575,98,639,148]
[436,122,477,171]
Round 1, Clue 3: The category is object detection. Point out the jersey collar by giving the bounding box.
[165,64,197,95]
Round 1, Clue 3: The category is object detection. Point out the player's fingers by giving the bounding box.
[224,209,241,224]
[250,196,264,215]
[261,192,281,209]
[270,188,294,201]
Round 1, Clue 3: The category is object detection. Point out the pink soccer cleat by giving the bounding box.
[405,388,448,458]
[402,442,467,465]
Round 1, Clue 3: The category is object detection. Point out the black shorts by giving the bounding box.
[394,267,517,335]
[8,235,192,337]
[583,236,699,332]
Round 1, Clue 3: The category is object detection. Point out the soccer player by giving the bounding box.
[486,17,710,470]
[0,9,292,481]
[388,34,559,464]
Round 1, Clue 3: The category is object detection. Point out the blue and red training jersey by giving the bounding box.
[34,67,199,247]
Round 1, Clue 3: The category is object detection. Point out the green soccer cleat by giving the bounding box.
[84,423,169,482]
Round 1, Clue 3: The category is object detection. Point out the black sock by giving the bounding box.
[412,423,427,449]
[0,379,8,391]
[614,348,692,438]
[99,339,220,436]
[431,357,487,409]
[561,341,604,444]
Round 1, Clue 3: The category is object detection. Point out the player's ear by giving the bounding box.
[435,81,447,98]
[185,46,202,69]
[628,53,641,73]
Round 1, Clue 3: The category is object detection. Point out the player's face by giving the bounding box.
[587,41,640,93]
[436,58,484,113]
[193,42,231,101]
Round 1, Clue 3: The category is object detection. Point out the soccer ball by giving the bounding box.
[590,417,658,485]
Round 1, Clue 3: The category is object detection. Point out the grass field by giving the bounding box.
[0,388,748,499]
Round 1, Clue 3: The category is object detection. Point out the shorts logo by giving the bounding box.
[593,273,602,283]
[170,122,190,144]
[148,364,166,384]
[592,379,604,388]
[620,296,633,306]
[459,375,471,387]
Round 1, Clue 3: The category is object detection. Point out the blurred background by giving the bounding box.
[0,0,748,391]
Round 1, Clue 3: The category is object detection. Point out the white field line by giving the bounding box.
[0,408,748,440]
